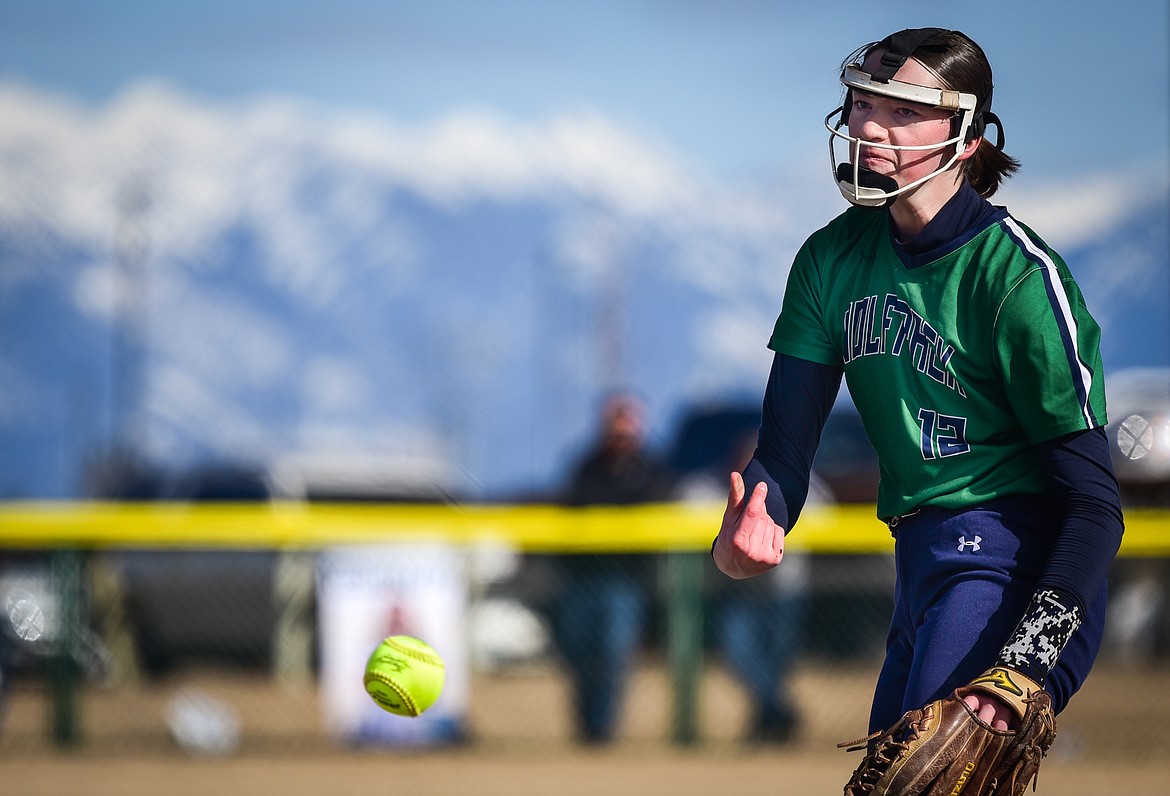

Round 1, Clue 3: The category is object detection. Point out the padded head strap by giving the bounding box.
[869,27,947,82]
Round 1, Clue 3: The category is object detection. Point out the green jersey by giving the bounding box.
[770,203,1108,518]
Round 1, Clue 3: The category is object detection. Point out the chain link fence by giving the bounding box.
[2,535,1169,764]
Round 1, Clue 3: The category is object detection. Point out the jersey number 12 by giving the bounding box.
[917,408,970,459]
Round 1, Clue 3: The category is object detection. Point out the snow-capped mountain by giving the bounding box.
[1,81,1166,499]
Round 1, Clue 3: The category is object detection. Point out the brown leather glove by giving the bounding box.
[840,667,1057,796]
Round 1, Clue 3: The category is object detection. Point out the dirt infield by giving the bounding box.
[4,745,1168,796]
[3,659,1169,795]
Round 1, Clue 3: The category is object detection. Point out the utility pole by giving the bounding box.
[96,174,152,496]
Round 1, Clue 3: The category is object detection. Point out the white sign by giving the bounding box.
[317,543,468,746]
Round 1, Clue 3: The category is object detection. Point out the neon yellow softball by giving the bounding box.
[362,635,446,717]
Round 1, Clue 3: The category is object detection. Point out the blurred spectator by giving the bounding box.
[551,392,676,744]
[678,431,808,745]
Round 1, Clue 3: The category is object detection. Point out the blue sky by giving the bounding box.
[2,0,1167,185]
[0,1,1167,498]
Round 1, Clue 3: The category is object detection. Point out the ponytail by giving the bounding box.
[964,136,1020,198]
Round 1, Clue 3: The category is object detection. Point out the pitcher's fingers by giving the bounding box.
[725,470,746,512]
[741,482,782,565]
[743,480,768,517]
[744,481,776,539]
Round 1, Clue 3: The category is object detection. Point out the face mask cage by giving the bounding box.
[826,64,979,207]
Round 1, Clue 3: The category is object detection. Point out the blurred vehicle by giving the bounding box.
[104,454,472,676]
[664,397,880,505]
[112,461,279,675]
[0,550,114,688]
[1101,367,1170,663]
[663,397,891,660]
[1104,367,1170,506]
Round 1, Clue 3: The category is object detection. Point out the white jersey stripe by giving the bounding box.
[1002,217,1096,427]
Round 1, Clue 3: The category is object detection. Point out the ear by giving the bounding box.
[956,136,981,162]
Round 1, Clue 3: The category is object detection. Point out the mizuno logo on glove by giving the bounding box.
[969,667,1023,697]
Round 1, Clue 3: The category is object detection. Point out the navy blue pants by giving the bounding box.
[869,499,1109,733]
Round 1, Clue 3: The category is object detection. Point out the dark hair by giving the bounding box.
[846,29,1020,198]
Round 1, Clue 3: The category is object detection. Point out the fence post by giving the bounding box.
[665,549,704,746]
[50,548,83,747]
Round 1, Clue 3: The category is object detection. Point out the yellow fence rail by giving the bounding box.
[0,501,1167,554]
[0,500,1166,749]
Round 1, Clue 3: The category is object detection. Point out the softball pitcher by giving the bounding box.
[711,28,1123,795]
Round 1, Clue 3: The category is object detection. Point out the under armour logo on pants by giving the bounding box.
[957,535,982,552]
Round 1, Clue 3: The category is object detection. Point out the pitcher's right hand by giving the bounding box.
[711,471,785,579]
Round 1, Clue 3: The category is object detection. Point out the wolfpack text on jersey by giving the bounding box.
[770,204,1106,518]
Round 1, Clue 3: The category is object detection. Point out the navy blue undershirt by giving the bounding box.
[743,184,1124,618]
